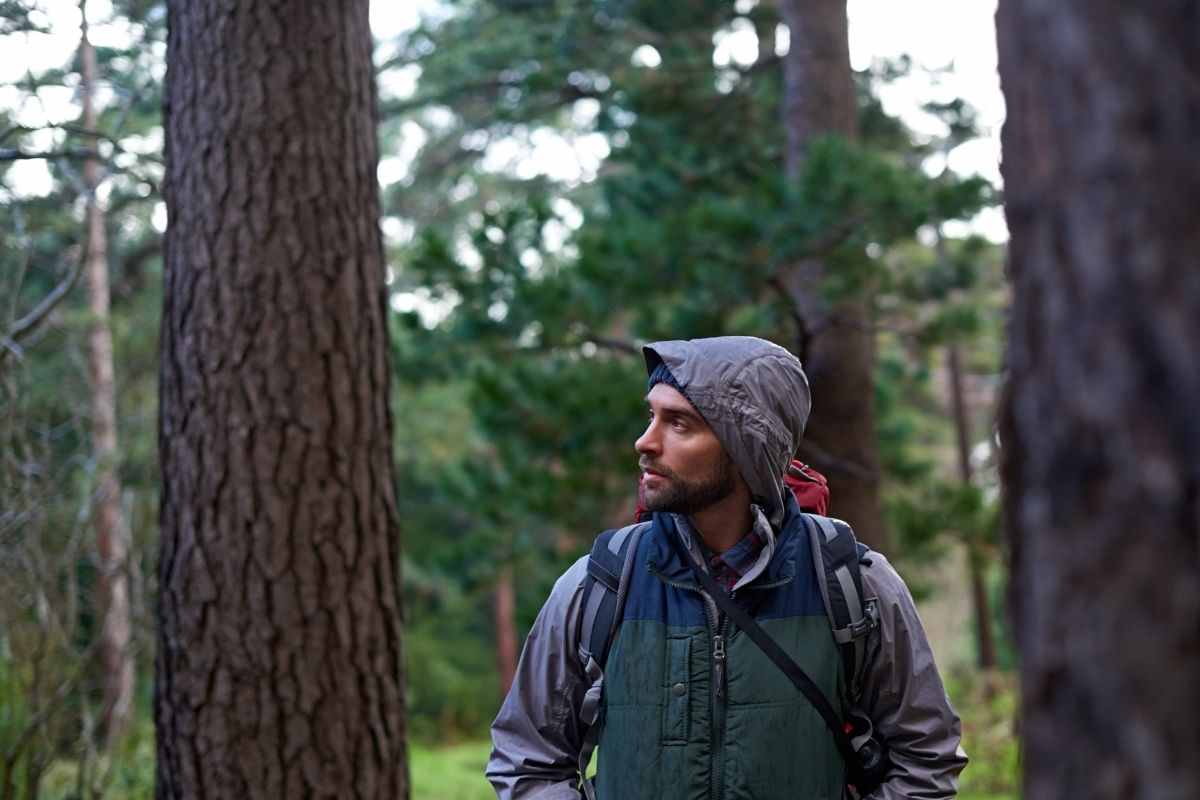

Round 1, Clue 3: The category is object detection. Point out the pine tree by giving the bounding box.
[156,2,408,795]
[998,2,1200,795]
[778,0,887,548]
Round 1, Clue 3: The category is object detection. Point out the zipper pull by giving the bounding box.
[713,634,727,699]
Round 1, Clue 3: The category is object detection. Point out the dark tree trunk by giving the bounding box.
[778,0,887,550]
[156,2,408,798]
[81,2,134,746]
[494,565,518,697]
[779,0,857,169]
[947,344,996,671]
[753,0,778,67]
[997,3,1200,797]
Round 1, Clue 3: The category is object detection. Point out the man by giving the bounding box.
[488,336,967,799]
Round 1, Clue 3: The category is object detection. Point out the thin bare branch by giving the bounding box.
[0,147,101,162]
[794,438,879,483]
[0,245,85,368]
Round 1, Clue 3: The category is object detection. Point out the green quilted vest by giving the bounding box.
[594,514,845,800]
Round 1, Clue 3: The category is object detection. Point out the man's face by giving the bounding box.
[635,382,738,515]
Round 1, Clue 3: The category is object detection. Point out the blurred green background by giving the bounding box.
[1,0,1017,796]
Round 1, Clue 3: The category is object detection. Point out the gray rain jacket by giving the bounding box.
[487,336,968,799]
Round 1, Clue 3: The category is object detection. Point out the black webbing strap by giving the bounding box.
[663,529,859,769]
[582,523,645,669]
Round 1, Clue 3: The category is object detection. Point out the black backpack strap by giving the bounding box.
[576,521,649,798]
[579,522,648,669]
[660,527,863,773]
[803,514,880,701]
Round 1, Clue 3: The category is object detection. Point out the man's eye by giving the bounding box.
[672,419,688,431]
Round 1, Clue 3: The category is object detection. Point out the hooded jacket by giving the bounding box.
[644,337,811,529]
[488,336,967,799]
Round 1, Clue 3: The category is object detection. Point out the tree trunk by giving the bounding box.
[156,2,408,797]
[947,344,996,671]
[778,0,887,549]
[997,3,1200,797]
[80,1,134,746]
[494,565,518,697]
[753,0,778,67]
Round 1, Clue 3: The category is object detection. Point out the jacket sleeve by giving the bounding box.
[487,556,593,800]
[858,553,968,800]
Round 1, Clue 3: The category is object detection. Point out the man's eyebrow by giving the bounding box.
[645,397,705,424]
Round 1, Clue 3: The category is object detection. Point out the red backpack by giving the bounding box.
[784,460,829,515]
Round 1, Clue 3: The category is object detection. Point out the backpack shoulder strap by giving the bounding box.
[802,514,880,700]
[579,521,649,669]
[576,521,650,799]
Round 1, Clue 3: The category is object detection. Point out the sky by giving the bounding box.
[2,0,1006,240]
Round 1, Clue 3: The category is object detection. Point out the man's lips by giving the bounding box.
[640,464,668,481]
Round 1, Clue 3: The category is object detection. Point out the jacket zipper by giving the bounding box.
[649,565,730,800]
[711,610,729,800]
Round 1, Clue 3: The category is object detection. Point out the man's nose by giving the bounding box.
[635,420,659,456]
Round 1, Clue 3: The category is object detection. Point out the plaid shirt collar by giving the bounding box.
[676,505,775,592]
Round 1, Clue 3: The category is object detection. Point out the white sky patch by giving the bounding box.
[571,98,601,128]
[370,2,421,41]
[421,105,456,132]
[520,248,543,273]
[1,0,1008,245]
[847,0,1006,240]
[713,17,758,69]
[0,2,78,84]
[775,24,790,57]
[630,45,661,69]
[378,64,421,102]
[542,218,571,253]
[381,216,414,245]
[551,197,584,230]
[944,207,1005,241]
[947,137,1000,185]
[390,287,459,328]
[5,160,55,198]
[455,239,482,271]
[481,127,609,184]
[150,201,167,233]
[378,156,408,185]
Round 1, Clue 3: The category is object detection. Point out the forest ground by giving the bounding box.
[24,547,1017,799]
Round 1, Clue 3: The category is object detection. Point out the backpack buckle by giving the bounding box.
[848,598,879,639]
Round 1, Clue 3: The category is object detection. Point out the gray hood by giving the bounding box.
[643,336,810,529]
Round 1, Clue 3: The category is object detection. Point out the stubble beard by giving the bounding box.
[640,453,738,516]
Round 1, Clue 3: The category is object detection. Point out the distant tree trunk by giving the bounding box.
[494,566,518,696]
[753,0,778,66]
[998,3,1200,797]
[947,344,996,671]
[80,1,134,746]
[156,2,408,798]
[778,0,887,550]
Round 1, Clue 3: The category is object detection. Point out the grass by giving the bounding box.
[410,695,1020,800]
[25,676,1016,799]
[952,671,1021,800]
[412,740,495,800]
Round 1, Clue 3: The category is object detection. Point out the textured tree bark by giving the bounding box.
[997,3,1200,797]
[80,1,134,746]
[156,2,408,797]
[778,0,887,549]
[947,344,996,671]
[494,565,518,697]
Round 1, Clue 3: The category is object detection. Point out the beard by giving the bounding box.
[639,453,738,516]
